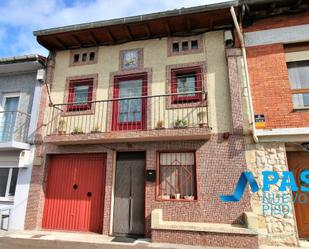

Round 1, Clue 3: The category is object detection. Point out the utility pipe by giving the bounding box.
[230,6,259,143]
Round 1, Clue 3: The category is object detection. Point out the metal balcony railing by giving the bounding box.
[0,111,30,143]
[45,91,208,136]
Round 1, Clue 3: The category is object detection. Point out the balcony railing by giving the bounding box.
[0,111,30,143]
[45,91,208,141]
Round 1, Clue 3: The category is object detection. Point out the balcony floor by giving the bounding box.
[44,127,211,145]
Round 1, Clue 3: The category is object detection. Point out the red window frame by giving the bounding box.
[171,67,202,103]
[67,78,94,112]
[156,151,197,201]
[112,73,147,131]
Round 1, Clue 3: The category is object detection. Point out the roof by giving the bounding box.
[0,54,46,65]
[0,54,46,74]
[34,1,239,51]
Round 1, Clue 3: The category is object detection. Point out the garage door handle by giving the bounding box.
[87,192,92,197]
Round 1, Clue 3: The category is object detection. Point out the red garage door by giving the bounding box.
[42,154,106,233]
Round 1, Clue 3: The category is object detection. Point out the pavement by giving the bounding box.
[0,230,308,249]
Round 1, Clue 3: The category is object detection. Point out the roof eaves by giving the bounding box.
[33,1,239,37]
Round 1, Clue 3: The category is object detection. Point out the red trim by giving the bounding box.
[112,73,147,131]
[155,151,198,202]
[67,78,94,112]
[171,67,202,103]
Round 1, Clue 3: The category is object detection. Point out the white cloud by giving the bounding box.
[0,0,227,57]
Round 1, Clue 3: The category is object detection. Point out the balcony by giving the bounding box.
[44,92,210,145]
[0,111,30,150]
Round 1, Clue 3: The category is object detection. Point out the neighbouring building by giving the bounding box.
[239,0,309,246]
[0,55,45,230]
[23,2,261,248]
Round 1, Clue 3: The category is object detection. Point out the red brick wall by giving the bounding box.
[246,43,309,129]
[152,230,258,248]
[244,12,309,32]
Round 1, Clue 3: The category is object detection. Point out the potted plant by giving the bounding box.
[58,120,66,135]
[91,125,102,133]
[71,127,84,135]
[156,120,165,129]
[184,195,195,201]
[161,193,170,200]
[197,111,207,128]
[174,118,188,128]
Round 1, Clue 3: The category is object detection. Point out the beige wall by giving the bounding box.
[48,30,231,134]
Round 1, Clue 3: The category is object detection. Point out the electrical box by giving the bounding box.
[18,150,31,168]
[146,170,156,182]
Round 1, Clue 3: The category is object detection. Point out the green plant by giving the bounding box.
[174,118,188,128]
[72,127,84,134]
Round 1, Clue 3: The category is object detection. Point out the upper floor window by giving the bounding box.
[0,168,18,201]
[67,78,94,112]
[171,67,202,103]
[287,60,309,109]
[70,48,98,66]
[168,35,203,56]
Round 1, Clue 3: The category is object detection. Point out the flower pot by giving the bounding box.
[162,195,170,200]
[58,130,66,135]
[175,193,181,199]
[184,195,194,201]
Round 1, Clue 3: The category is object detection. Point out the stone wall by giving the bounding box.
[246,141,299,246]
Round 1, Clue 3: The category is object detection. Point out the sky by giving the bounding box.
[0,0,227,57]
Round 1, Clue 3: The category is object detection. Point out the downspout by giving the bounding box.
[230,6,259,143]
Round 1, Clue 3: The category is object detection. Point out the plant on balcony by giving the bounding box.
[155,120,165,130]
[174,118,188,129]
[91,125,102,133]
[71,127,84,135]
[197,111,207,128]
[58,120,66,135]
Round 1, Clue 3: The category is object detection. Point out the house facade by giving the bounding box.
[24,3,260,248]
[0,55,45,230]
[240,0,309,246]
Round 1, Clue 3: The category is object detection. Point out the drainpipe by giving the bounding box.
[230,6,259,143]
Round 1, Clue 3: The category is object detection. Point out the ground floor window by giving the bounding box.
[0,168,18,201]
[158,152,196,201]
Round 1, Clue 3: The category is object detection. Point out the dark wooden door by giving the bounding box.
[42,154,106,233]
[287,152,309,238]
[113,152,145,236]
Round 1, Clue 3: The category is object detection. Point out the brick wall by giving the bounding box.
[246,43,309,129]
[152,230,258,248]
[26,135,251,237]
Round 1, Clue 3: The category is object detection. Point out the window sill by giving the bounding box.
[293,107,309,111]
[156,198,197,202]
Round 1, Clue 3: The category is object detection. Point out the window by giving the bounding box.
[191,40,198,49]
[182,41,189,51]
[89,52,95,61]
[67,79,94,112]
[0,168,18,201]
[112,74,147,131]
[158,152,196,201]
[172,42,179,52]
[171,67,202,103]
[168,36,202,56]
[70,48,97,66]
[287,60,309,108]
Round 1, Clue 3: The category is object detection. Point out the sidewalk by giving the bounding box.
[0,230,308,249]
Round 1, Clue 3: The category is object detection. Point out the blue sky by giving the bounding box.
[0,0,226,57]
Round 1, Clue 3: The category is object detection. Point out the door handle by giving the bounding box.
[87,192,92,197]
